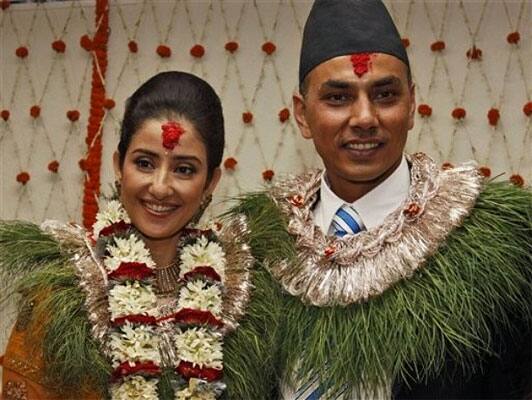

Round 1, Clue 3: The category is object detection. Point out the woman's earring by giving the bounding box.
[191,194,212,225]
[114,180,122,197]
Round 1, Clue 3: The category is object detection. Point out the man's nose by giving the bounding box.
[349,95,378,133]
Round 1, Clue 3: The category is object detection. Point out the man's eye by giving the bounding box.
[325,93,349,104]
[374,90,397,101]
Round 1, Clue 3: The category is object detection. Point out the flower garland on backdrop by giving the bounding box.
[92,200,226,400]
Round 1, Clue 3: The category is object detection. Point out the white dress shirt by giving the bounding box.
[313,155,410,234]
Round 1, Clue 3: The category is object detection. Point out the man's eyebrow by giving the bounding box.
[372,76,402,87]
[131,149,202,163]
[321,79,353,90]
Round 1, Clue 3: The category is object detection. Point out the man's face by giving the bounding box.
[294,53,415,198]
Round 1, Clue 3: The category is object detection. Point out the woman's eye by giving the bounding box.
[175,165,195,176]
[135,158,153,169]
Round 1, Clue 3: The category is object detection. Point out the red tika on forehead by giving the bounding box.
[161,121,185,150]
[350,53,373,77]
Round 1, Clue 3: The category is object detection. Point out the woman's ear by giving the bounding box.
[205,167,222,197]
[113,151,122,181]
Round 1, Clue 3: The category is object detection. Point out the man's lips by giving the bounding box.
[342,139,384,151]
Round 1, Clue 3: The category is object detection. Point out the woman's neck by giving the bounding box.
[143,235,180,269]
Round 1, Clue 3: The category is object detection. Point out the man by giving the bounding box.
[224,1,531,399]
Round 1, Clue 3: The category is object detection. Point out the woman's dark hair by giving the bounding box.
[118,71,225,178]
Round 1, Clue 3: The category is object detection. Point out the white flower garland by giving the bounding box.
[93,201,226,399]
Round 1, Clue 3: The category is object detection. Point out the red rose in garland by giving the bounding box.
[262,169,274,181]
[1,110,9,121]
[80,34,92,51]
[48,160,60,173]
[156,45,171,58]
[452,107,466,120]
[279,108,290,123]
[509,174,524,187]
[242,112,253,124]
[523,102,532,117]
[128,40,138,53]
[16,46,28,58]
[104,98,115,110]
[52,40,66,53]
[417,104,432,117]
[487,108,500,126]
[67,110,80,122]
[223,157,238,170]
[225,41,239,53]
[262,41,276,55]
[430,41,445,52]
[401,38,410,48]
[466,46,482,60]
[16,172,30,185]
[190,44,205,58]
[478,167,491,178]
[507,32,520,44]
[30,105,41,118]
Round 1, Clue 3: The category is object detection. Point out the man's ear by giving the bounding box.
[204,167,222,197]
[113,151,122,181]
[407,83,416,130]
[293,92,313,139]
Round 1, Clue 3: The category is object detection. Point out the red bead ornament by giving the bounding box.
[523,102,532,117]
[190,44,205,58]
[478,167,491,178]
[441,162,454,170]
[262,41,276,55]
[487,108,500,126]
[401,38,410,48]
[507,32,520,44]
[223,157,238,170]
[1,1,10,10]
[466,45,482,60]
[1,110,9,121]
[80,34,92,51]
[156,45,171,58]
[15,46,28,58]
[289,194,304,208]
[242,112,253,124]
[30,105,41,118]
[417,104,432,117]
[104,98,115,110]
[403,202,421,218]
[452,107,466,120]
[262,169,274,181]
[128,40,138,53]
[279,108,290,123]
[509,174,524,187]
[16,172,30,185]
[324,245,336,258]
[52,40,66,53]
[48,160,60,173]
[430,41,445,52]
[67,110,80,122]
[225,41,239,53]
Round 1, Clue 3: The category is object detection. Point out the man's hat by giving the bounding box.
[299,0,409,85]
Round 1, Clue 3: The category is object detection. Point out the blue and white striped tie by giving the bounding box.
[292,206,364,400]
[331,204,364,237]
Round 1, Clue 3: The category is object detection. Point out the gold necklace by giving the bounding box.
[155,261,181,293]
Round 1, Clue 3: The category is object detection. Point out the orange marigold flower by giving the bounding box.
[225,41,239,53]
[441,162,454,170]
[262,41,276,55]
[523,101,532,117]
[156,45,171,58]
[1,1,10,10]
[30,105,41,118]
[128,40,138,53]
[478,166,491,178]
[67,110,80,122]
[507,31,520,44]
[279,108,290,123]
[104,98,115,110]
[1,109,9,121]
[487,108,500,126]
[80,34,92,51]
[401,38,410,48]
[223,157,238,170]
[262,169,274,181]
[52,39,66,53]
[466,45,482,60]
[509,174,524,187]
[16,172,30,185]
[190,44,205,58]
[452,107,466,120]
[16,46,28,58]
[417,104,432,117]
[48,160,59,173]
[430,40,445,52]
[242,112,253,124]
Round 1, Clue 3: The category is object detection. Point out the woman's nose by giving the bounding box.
[148,170,173,199]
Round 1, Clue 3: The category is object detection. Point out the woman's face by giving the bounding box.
[113,117,221,241]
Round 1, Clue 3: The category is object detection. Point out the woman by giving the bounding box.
[0,71,253,400]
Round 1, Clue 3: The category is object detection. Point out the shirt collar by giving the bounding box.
[319,155,410,231]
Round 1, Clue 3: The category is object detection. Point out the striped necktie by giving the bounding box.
[331,204,364,237]
[291,207,364,400]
